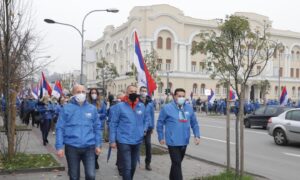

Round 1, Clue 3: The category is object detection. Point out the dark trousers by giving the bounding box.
[168,146,187,180]
[144,129,152,165]
[118,143,140,180]
[40,119,51,143]
[65,145,96,180]
[116,141,122,172]
[23,110,35,126]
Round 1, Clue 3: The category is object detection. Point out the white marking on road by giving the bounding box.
[201,124,268,135]
[284,152,300,158]
[200,136,236,145]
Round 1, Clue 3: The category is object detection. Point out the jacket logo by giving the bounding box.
[136,110,142,115]
[85,113,92,118]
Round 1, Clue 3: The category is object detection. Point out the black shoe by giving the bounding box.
[45,139,49,144]
[43,141,46,146]
[118,170,122,176]
[95,162,99,169]
[145,164,152,171]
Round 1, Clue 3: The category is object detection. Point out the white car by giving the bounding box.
[267,108,300,145]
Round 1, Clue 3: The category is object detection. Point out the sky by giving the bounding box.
[31,0,300,74]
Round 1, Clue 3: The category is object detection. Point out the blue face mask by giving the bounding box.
[177,97,185,105]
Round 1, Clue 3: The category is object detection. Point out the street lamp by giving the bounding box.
[44,8,119,85]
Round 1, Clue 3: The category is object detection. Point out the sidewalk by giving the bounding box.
[0,121,225,180]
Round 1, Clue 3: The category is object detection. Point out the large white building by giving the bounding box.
[84,4,300,102]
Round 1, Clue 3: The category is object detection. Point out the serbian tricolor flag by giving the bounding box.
[229,89,237,100]
[39,72,52,98]
[31,84,39,100]
[280,86,288,106]
[208,89,215,104]
[52,81,64,99]
[134,31,157,95]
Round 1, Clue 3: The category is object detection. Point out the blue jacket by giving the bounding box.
[109,101,150,145]
[24,99,37,112]
[91,100,107,130]
[139,97,155,130]
[157,101,200,146]
[36,102,55,121]
[55,98,102,150]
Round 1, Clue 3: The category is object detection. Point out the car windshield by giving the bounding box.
[255,107,266,115]
[265,107,277,115]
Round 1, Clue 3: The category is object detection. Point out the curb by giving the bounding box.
[152,144,269,180]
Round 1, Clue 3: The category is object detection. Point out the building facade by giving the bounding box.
[84,4,300,102]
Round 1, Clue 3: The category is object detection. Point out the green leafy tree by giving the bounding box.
[96,58,119,96]
[192,15,280,177]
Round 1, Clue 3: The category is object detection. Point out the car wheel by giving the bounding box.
[245,120,251,128]
[273,129,287,146]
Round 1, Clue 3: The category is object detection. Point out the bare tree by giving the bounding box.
[192,15,279,177]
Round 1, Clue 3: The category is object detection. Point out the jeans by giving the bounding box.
[144,129,152,165]
[65,145,96,180]
[116,141,122,172]
[168,146,187,180]
[118,143,140,180]
[40,119,51,143]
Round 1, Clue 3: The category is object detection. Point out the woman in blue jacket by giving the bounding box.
[36,95,55,146]
[157,88,200,180]
[87,88,107,170]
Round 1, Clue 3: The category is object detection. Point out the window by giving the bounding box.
[292,87,296,97]
[166,59,171,71]
[223,86,227,95]
[216,84,220,95]
[193,84,198,94]
[191,61,196,72]
[255,107,266,115]
[158,82,163,93]
[298,87,300,98]
[257,66,261,74]
[297,51,300,60]
[291,51,295,61]
[157,37,163,49]
[275,86,278,96]
[286,110,300,121]
[296,69,299,78]
[199,62,205,72]
[279,67,283,77]
[157,59,162,70]
[291,68,294,77]
[265,107,277,115]
[166,38,171,50]
[200,84,205,95]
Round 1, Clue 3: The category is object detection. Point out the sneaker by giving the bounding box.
[145,164,152,171]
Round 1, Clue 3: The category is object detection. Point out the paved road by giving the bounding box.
[153,113,300,180]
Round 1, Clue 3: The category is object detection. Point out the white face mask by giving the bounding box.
[75,93,86,103]
[91,94,97,100]
[141,92,148,98]
[177,97,185,105]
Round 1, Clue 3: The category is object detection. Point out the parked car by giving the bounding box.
[244,106,292,129]
[267,108,300,145]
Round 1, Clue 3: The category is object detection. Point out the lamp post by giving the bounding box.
[44,8,119,85]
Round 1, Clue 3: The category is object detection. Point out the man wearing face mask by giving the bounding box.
[157,88,200,180]
[109,85,150,180]
[55,85,102,180]
[139,86,155,171]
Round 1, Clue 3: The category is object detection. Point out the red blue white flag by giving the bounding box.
[52,81,64,99]
[39,72,52,98]
[280,86,288,106]
[229,89,237,101]
[134,31,157,95]
[208,89,215,104]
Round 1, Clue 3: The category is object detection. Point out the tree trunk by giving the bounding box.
[238,86,246,177]
[7,91,16,159]
[226,82,231,172]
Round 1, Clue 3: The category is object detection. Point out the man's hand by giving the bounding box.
[159,139,165,145]
[95,147,102,155]
[194,137,200,145]
[57,149,64,158]
[110,143,117,149]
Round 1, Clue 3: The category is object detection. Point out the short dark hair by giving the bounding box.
[140,86,147,91]
[174,88,185,95]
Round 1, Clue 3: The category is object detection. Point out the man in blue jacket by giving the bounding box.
[139,86,155,171]
[157,88,200,180]
[109,85,149,180]
[55,85,102,180]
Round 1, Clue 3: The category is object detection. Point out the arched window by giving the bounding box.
[292,87,296,97]
[200,84,205,95]
[291,51,295,61]
[297,51,300,60]
[298,87,300,98]
[157,37,163,49]
[216,84,220,95]
[166,37,172,50]
[193,84,198,94]
[275,86,278,96]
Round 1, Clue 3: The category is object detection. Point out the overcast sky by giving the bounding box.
[31,0,300,74]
